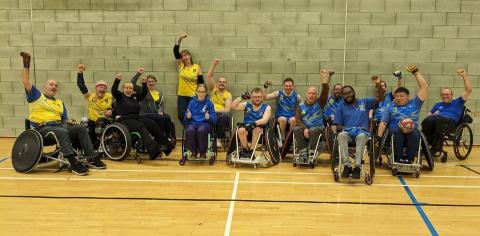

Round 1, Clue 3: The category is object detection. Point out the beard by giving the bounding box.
[344,95,355,104]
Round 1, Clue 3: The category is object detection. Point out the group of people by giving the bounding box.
[17,32,473,177]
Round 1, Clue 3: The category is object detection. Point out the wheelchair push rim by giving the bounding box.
[453,123,473,161]
[101,123,132,161]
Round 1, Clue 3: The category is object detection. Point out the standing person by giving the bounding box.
[111,73,163,160]
[421,69,472,155]
[231,88,272,158]
[173,32,204,126]
[332,76,384,179]
[76,64,113,149]
[131,68,175,155]
[263,78,302,146]
[206,59,232,147]
[294,69,331,159]
[20,52,105,175]
[378,65,428,164]
[184,84,217,158]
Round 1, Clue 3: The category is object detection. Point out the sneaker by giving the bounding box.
[68,157,88,176]
[89,153,106,169]
[341,165,352,178]
[351,166,361,179]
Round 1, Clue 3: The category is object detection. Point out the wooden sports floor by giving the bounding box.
[0,137,479,235]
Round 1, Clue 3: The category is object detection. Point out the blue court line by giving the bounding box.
[398,176,439,236]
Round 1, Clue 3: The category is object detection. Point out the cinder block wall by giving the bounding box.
[0,0,479,142]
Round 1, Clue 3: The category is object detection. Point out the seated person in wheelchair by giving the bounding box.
[324,83,342,123]
[332,76,384,179]
[20,52,105,175]
[184,84,217,158]
[131,68,175,155]
[377,65,428,164]
[206,59,232,147]
[262,78,302,146]
[111,73,163,160]
[76,63,113,149]
[231,88,272,158]
[421,68,472,156]
[294,69,331,158]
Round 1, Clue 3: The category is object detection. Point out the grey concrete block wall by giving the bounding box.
[0,0,480,143]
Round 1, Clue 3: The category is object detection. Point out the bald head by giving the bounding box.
[43,79,58,97]
[305,86,318,104]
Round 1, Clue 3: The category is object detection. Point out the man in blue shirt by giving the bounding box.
[263,78,302,146]
[324,83,343,123]
[332,76,384,179]
[421,69,472,155]
[377,65,428,164]
[372,72,403,122]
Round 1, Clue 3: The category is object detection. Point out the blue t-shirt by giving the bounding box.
[324,95,342,118]
[185,96,217,125]
[374,92,393,120]
[382,96,424,129]
[275,90,298,118]
[430,97,465,123]
[299,101,324,129]
[244,102,268,125]
[333,97,376,130]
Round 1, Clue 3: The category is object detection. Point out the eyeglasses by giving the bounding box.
[197,91,207,93]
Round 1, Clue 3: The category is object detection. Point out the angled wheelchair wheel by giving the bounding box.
[11,130,43,173]
[330,135,339,171]
[280,129,293,159]
[419,130,434,171]
[266,127,280,165]
[101,122,132,161]
[453,123,473,160]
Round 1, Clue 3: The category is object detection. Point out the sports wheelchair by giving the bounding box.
[375,128,434,177]
[281,127,325,168]
[226,123,280,168]
[100,122,148,164]
[179,124,217,166]
[11,120,83,173]
[437,107,473,162]
[330,129,375,185]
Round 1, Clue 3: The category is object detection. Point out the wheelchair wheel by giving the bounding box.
[11,130,43,173]
[265,127,281,165]
[453,123,473,160]
[101,122,132,161]
[330,135,339,171]
[280,130,293,159]
[419,130,434,171]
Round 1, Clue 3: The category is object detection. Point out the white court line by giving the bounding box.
[224,172,239,236]
[1,176,480,189]
[1,167,479,179]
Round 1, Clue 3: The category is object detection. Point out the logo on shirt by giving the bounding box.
[359,103,365,111]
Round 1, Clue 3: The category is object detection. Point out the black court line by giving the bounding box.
[458,164,480,175]
[1,194,480,208]
[0,157,7,163]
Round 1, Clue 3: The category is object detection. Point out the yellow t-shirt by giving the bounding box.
[210,88,232,111]
[178,63,200,97]
[87,93,113,121]
[29,93,64,124]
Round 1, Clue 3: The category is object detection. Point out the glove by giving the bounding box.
[405,65,418,74]
[20,52,31,69]
[245,122,256,132]
[241,91,250,100]
[263,81,272,89]
[393,70,402,79]
[67,119,79,125]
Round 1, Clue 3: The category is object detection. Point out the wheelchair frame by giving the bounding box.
[438,107,474,162]
[179,124,217,166]
[291,129,323,168]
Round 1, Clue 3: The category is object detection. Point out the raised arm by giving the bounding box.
[261,81,277,100]
[111,73,123,100]
[231,92,250,111]
[76,64,90,100]
[130,67,144,92]
[136,76,149,101]
[20,52,32,93]
[206,59,220,91]
[457,69,472,101]
[371,76,385,103]
[173,33,187,66]
[393,70,404,92]
[406,65,428,101]
[319,69,332,107]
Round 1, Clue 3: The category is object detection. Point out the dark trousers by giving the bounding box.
[186,123,211,155]
[177,96,192,126]
[37,123,95,158]
[391,127,420,162]
[117,118,160,156]
[421,115,456,153]
[215,112,231,138]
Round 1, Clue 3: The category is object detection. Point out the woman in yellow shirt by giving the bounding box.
[173,32,204,126]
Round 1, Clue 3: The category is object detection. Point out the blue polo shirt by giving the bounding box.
[324,95,342,118]
[333,97,376,130]
[430,97,465,123]
[373,92,394,120]
[382,96,423,129]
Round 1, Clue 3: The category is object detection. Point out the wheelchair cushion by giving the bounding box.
[11,130,43,173]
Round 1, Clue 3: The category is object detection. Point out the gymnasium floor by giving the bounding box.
[0,137,479,235]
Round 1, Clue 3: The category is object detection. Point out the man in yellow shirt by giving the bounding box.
[20,52,105,175]
[207,59,232,147]
[76,64,113,150]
